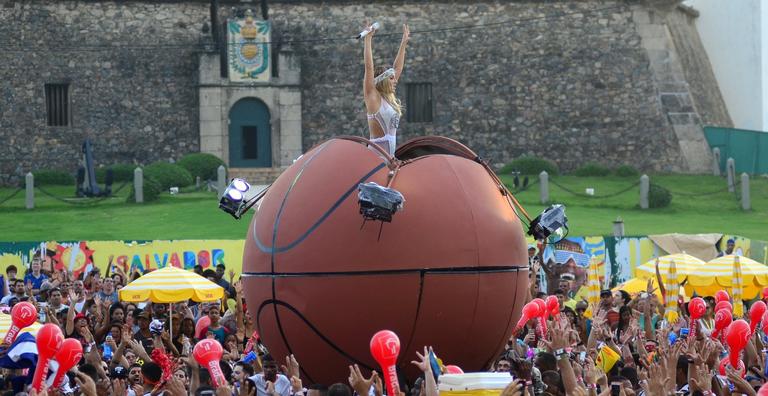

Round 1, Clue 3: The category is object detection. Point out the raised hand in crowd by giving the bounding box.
[349,364,378,396]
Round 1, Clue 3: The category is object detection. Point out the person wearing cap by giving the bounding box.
[133,309,154,353]
[717,238,736,257]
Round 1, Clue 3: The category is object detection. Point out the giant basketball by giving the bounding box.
[242,136,529,384]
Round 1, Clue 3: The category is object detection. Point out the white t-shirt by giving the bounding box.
[249,373,292,396]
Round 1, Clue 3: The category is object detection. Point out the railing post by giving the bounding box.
[712,147,721,176]
[134,167,143,203]
[741,173,750,210]
[539,171,549,204]
[727,157,736,192]
[217,165,227,197]
[25,172,34,209]
[639,174,649,209]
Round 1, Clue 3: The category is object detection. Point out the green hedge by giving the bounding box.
[177,153,225,181]
[499,156,559,175]
[573,162,611,177]
[143,162,193,190]
[648,184,672,208]
[96,164,136,183]
[126,176,162,203]
[34,169,75,186]
[614,165,640,177]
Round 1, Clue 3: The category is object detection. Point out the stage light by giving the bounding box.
[527,204,568,243]
[219,178,269,219]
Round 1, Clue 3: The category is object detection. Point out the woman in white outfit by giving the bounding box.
[362,23,410,157]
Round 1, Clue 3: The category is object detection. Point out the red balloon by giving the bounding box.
[532,298,548,335]
[32,323,63,392]
[715,290,730,304]
[445,365,464,374]
[195,315,211,339]
[713,309,732,340]
[532,298,547,317]
[370,330,401,396]
[762,311,768,334]
[515,302,541,330]
[688,298,706,320]
[53,339,84,388]
[725,320,751,369]
[758,383,768,396]
[3,302,37,344]
[718,356,745,377]
[193,339,225,387]
[546,296,560,317]
[715,301,733,314]
[749,301,767,335]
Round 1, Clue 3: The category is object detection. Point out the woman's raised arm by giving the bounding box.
[393,24,410,83]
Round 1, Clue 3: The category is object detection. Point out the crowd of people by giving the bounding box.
[0,251,765,396]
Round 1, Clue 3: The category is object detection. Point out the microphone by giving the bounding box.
[357,22,380,40]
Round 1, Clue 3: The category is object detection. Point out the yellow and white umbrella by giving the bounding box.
[664,259,680,322]
[635,254,706,284]
[733,256,744,317]
[119,266,224,303]
[119,266,225,339]
[612,277,688,302]
[0,312,41,339]
[687,255,768,300]
[584,256,601,318]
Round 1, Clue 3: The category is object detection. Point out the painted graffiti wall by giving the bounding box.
[0,235,764,288]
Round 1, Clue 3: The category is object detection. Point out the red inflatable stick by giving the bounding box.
[195,316,211,339]
[193,339,225,387]
[3,302,37,344]
[712,308,732,341]
[546,296,560,318]
[725,320,750,370]
[53,339,84,388]
[715,290,730,304]
[532,298,548,336]
[32,323,63,392]
[715,301,733,315]
[445,365,464,374]
[749,301,767,335]
[514,302,541,333]
[688,297,706,339]
[370,330,401,396]
[718,355,745,377]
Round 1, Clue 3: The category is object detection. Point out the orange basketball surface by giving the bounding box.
[242,137,529,384]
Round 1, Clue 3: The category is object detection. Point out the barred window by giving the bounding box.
[405,82,433,123]
[45,83,70,126]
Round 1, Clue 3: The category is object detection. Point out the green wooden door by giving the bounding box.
[229,98,272,167]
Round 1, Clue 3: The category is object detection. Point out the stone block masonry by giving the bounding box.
[0,0,730,185]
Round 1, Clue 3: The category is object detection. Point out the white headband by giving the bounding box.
[374,68,395,85]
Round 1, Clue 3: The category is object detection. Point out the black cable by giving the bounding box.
[0,188,23,206]
[549,179,639,198]
[35,182,130,205]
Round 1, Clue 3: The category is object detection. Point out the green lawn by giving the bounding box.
[0,174,766,241]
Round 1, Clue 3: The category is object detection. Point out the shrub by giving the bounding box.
[33,169,75,186]
[648,184,672,208]
[96,164,137,183]
[177,153,226,181]
[499,156,559,175]
[126,176,162,203]
[573,162,611,177]
[143,162,193,190]
[614,165,640,177]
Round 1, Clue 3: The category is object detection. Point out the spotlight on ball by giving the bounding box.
[527,204,568,242]
[218,178,268,219]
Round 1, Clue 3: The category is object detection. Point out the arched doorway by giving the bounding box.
[228,98,272,167]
